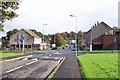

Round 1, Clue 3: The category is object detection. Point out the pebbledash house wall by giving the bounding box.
[85,22,113,50]
[10,29,42,50]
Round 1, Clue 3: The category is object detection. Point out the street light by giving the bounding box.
[90,27,92,52]
[43,24,47,43]
[70,14,78,56]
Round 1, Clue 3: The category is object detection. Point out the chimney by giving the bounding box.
[95,23,96,27]
[97,21,99,25]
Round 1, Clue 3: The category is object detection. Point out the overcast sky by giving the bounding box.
[0,0,119,37]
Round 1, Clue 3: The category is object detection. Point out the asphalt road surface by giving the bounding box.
[1,52,62,79]
[0,47,81,79]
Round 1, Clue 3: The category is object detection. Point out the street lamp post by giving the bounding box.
[81,32,83,48]
[90,27,92,52]
[43,24,47,43]
[70,14,78,56]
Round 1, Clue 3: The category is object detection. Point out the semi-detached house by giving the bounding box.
[85,21,113,50]
[10,29,46,50]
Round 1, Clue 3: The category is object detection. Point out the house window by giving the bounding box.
[16,45,19,48]
[34,44,39,47]
[25,45,27,48]
[28,45,31,48]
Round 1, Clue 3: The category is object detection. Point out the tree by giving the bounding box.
[113,27,120,34]
[6,28,18,39]
[60,32,68,42]
[0,24,4,31]
[44,34,51,42]
[55,33,67,47]
[50,34,56,45]
[36,32,43,38]
[30,29,43,38]
[0,1,20,31]
[69,31,76,40]
[77,30,82,47]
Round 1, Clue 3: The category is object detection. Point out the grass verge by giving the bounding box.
[0,53,20,58]
[77,54,118,79]
[79,50,120,53]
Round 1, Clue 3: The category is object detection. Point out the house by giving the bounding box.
[10,29,46,50]
[85,21,113,50]
[2,37,10,50]
[103,35,114,50]
[113,31,120,50]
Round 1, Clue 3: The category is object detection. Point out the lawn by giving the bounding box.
[0,53,20,58]
[79,50,120,53]
[77,54,118,79]
[0,50,47,58]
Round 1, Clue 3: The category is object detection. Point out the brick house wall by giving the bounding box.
[103,35,114,50]
[114,31,120,50]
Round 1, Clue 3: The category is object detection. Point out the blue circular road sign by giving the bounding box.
[21,35,25,40]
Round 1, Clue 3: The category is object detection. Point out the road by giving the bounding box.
[0,47,81,79]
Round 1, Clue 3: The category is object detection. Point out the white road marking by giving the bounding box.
[58,58,63,64]
[26,60,38,65]
[31,58,38,60]
[6,66,23,73]
[53,52,62,54]
[49,54,51,56]
[5,60,38,74]
[22,58,28,60]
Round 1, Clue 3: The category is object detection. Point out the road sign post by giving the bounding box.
[23,39,24,52]
[21,35,25,53]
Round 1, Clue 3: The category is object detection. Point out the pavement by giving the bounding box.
[52,51,82,79]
